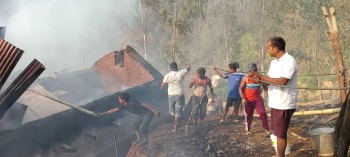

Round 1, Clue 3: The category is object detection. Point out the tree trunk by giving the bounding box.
[260,0,265,73]
[172,1,178,62]
[139,0,148,60]
[314,24,323,100]
[224,0,229,65]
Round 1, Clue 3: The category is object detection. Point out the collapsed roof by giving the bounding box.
[0,46,168,157]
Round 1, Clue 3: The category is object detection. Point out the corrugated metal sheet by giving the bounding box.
[0,38,24,90]
[0,59,45,119]
[18,84,71,124]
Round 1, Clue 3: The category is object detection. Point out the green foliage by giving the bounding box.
[238,32,259,66]
[298,76,318,88]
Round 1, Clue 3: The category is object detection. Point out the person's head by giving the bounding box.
[228,63,237,73]
[267,36,286,58]
[169,62,178,71]
[248,63,258,72]
[196,67,206,76]
[118,92,130,105]
[233,62,240,69]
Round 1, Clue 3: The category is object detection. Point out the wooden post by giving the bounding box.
[322,6,350,157]
[322,6,347,103]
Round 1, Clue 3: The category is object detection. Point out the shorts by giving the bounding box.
[271,108,295,138]
[191,95,208,120]
[225,97,242,109]
[169,95,185,117]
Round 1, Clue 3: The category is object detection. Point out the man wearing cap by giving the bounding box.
[161,62,191,133]
[239,63,269,136]
[250,36,297,157]
[213,63,245,124]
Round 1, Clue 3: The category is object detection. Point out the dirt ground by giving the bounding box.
[127,106,342,157]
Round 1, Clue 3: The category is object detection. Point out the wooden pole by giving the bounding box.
[27,89,98,117]
[114,133,119,157]
[322,6,347,103]
[253,108,341,117]
[321,6,350,157]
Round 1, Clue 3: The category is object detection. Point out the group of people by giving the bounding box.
[99,36,297,157]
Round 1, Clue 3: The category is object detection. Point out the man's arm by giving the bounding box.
[160,82,167,89]
[101,108,120,115]
[189,77,195,88]
[212,67,227,79]
[239,76,247,99]
[251,72,289,85]
[208,80,214,99]
[260,74,289,85]
[141,102,160,117]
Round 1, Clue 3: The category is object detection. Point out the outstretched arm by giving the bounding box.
[141,102,160,117]
[101,108,120,115]
[212,67,227,79]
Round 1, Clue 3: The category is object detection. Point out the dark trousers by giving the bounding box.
[245,98,269,131]
[191,95,208,120]
[133,112,154,139]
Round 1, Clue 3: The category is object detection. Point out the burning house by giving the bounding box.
[0,46,168,157]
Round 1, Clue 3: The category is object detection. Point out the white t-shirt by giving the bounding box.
[163,69,188,96]
[267,52,298,110]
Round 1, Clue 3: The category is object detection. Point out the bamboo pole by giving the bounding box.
[253,108,341,117]
[27,89,98,117]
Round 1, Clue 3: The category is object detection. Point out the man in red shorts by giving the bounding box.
[250,36,297,157]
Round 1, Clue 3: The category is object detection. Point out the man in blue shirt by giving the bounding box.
[213,63,245,124]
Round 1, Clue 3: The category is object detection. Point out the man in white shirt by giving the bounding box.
[161,62,191,133]
[250,36,297,157]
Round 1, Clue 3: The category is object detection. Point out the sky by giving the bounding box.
[0,0,138,77]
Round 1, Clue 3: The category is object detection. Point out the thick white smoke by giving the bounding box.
[0,0,138,76]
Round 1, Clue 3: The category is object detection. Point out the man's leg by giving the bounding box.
[233,99,242,122]
[276,137,287,157]
[271,108,295,157]
[192,95,200,126]
[133,119,143,145]
[169,96,177,131]
[254,99,269,131]
[244,101,254,132]
[173,95,185,133]
[221,97,233,123]
[199,96,208,125]
[140,113,154,145]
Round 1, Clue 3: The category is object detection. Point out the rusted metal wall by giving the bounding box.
[0,59,45,119]
[0,38,24,90]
